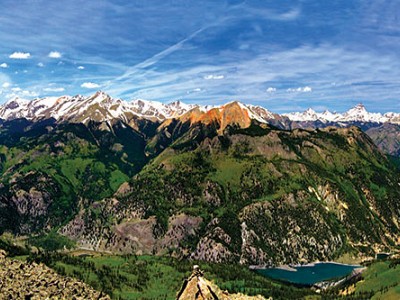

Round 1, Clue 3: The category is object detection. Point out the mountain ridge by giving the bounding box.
[3,91,400,156]
[2,92,400,125]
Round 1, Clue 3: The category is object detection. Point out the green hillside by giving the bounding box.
[59,121,400,265]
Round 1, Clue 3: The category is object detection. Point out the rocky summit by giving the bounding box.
[177,266,267,300]
[0,250,109,299]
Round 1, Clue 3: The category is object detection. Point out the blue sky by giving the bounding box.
[0,0,400,113]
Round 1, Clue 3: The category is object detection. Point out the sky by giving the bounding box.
[1,0,400,113]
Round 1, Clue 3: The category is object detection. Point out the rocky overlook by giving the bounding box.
[177,266,267,300]
[0,250,110,299]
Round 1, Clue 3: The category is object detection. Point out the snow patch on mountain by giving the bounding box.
[0,97,30,119]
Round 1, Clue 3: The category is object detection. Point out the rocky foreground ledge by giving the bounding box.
[0,250,110,299]
[177,266,269,300]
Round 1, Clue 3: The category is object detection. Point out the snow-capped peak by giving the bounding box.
[341,103,383,122]
[130,98,171,120]
[0,97,29,119]
[283,108,319,121]
[237,103,272,123]
[283,103,400,124]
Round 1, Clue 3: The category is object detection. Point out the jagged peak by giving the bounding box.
[344,103,367,114]
[92,90,109,98]
[4,96,29,105]
[352,103,366,110]
[305,108,317,114]
[130,98,165,108]
[221,100,244,108]
[167,100,184,106]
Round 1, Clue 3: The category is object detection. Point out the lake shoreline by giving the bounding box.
[249,260,362,270]
[313,267,367,290]
[251,261,364,287]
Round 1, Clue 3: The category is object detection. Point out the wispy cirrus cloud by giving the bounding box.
[102,43,400,112]
[204,74,225,80]
[0,0,400,113]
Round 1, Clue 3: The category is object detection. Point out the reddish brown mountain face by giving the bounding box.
[177,101,253,133]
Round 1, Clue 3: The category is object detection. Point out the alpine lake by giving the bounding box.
[254,262,363,286]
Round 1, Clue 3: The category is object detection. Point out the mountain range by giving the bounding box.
[1,91,400,267]
[2,91,400,157]
[1,91,400,125]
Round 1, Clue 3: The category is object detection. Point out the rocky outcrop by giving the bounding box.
[61,211,203,256]
[176,266,267,300]
[0,171,61,234]
[0,251,109,299]
[238,191,344,265]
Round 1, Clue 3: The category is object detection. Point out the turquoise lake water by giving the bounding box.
[255,262,361,286]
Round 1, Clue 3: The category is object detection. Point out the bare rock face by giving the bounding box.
[0,252,110,299]
[156,213,203,256]
[108,217,158,254]
[190,220,238,263]
[62,210,203,256]
[239,191,344,265]
[0,171,61,234]
[176,266,267,300]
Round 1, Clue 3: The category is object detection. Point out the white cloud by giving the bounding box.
[77,66,85,70]
[0,63,8,68]
[2,82,10,88]
[43,87,65,92]
[287,86,312,93]
[81,82,100,89]
[9,52,31,59]
[37,62,44,67]
[22,90,38,97]
[48,51,62,58]
[6,88,38,99]
[266,87,276,93]
[203,74,225,80]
